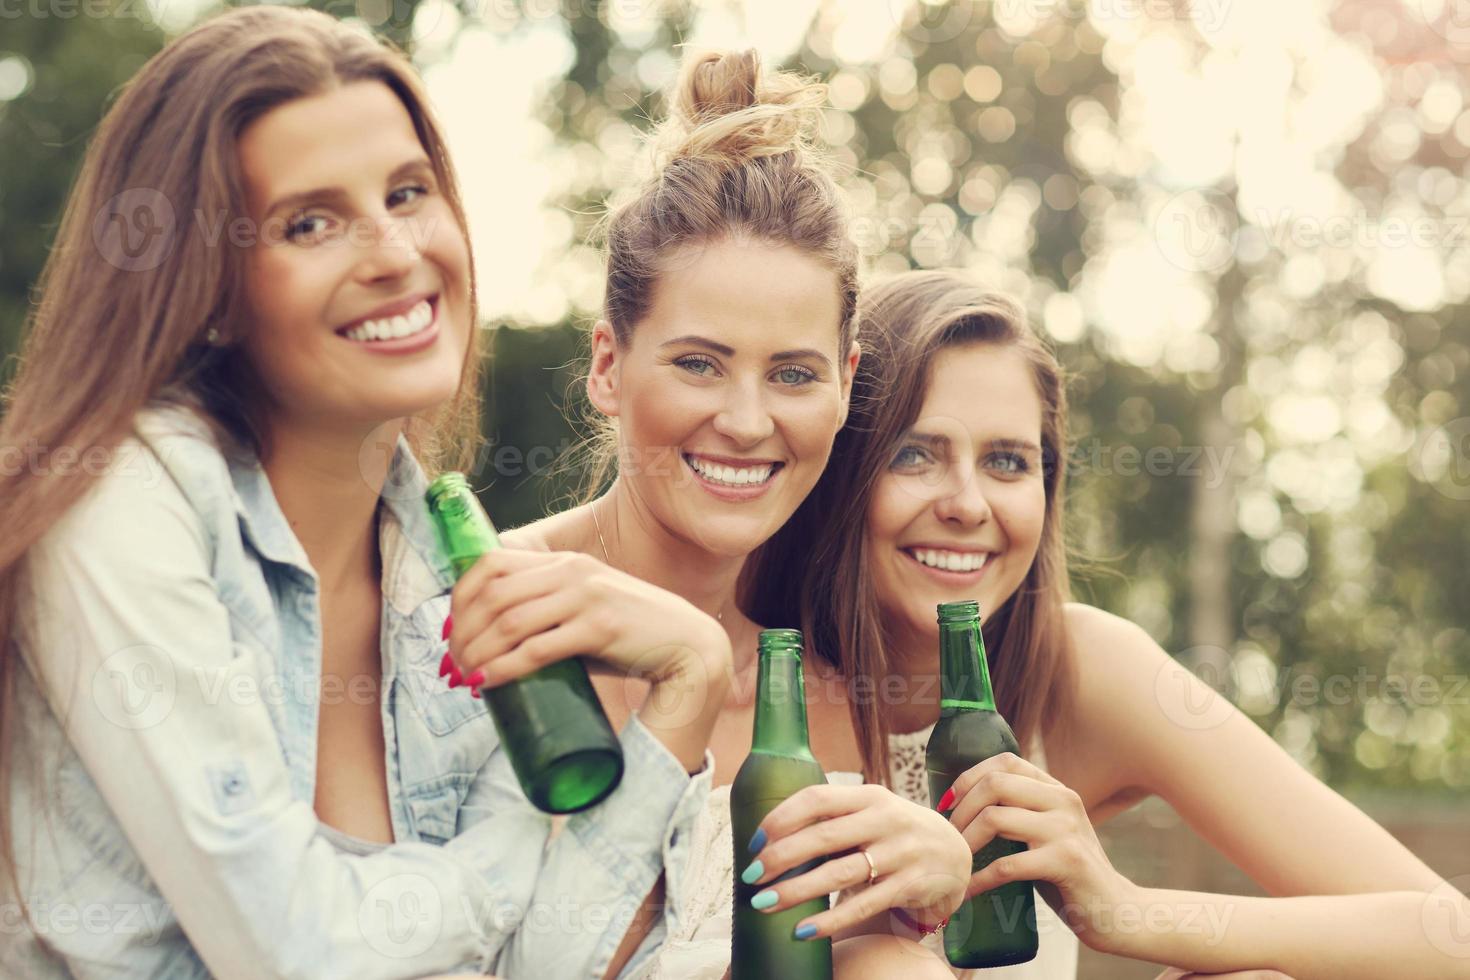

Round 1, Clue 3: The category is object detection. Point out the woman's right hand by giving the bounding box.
[444,548,730,769]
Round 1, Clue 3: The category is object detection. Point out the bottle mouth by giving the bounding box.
[936,599,981,624]
[757,628,804,656]
[426,472,479,520]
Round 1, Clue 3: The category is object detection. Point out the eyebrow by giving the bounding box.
[660,334,834,368]
[991,437,1043,455]
[905,432,1042,455]
[264,158,434,217]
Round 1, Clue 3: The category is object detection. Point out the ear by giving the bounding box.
[835,339,861,429]
[586,320,622,418]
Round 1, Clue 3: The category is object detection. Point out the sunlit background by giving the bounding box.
[3,1,1467,974]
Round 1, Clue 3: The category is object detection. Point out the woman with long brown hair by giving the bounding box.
[744,269,1470,978]
[0,8,731,977]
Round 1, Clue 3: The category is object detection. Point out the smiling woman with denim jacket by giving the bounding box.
[0,8,728,979]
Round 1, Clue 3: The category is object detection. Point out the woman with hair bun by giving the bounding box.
[493,49,964,980]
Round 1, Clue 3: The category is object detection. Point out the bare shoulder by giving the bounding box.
[1060,601,1177,702]
[498,506,588,553]
[1052,602,1186,801]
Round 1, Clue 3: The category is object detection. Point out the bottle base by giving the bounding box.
[946,946,1039,969]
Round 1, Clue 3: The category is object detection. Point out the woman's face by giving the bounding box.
[866,342,1048,646]
[589,238,858,558]
[236,81,472,442]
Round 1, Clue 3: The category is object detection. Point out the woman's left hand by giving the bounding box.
[741,784,973,940]
[942,752,1138,952]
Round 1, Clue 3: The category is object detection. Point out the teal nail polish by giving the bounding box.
[794,924,818,940]
[750,889,777,911]
[747,828,766,853]
[740,860,764,885]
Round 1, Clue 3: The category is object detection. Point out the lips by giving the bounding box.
[681,452,785,501]
[902,546,993,577]
[682,453,782,487]
[334,291,438,338]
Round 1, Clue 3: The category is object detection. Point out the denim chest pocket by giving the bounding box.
[401,653,489,736]
[394,648,498,843]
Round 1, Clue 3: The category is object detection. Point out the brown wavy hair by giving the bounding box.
[575,48,859,499]
[0,6,482,895]
[744,271,1075,783]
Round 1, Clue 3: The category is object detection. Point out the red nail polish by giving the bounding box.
[464,669,484,688]
[442,614,453,641]
[937,788,955,812]
[439,652,453,678]
[447,664,463,688]
[470,687,482,699]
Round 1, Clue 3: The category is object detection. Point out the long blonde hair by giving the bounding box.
[0,6,483,891]
[575,48,859,499]
[745,271,1075,783]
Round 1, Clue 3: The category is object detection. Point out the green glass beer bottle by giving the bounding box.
[925,600,1038,968]
[425,472,623,814]
[730,629,832,980]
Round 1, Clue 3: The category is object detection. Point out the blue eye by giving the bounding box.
[891,444,934,471]
[988,451,1030,475]
[773,365,815,386]
[676,355,718,377]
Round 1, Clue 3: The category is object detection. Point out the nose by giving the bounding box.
[933,463,992,528]
[354,213,420,283]
[711,377,775,448]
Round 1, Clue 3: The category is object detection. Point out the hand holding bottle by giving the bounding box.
[942,752,1137,952]
[446,548,731,770]
[740,783,973,940]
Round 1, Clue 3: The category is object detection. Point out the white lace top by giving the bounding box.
[639,725,1080,979]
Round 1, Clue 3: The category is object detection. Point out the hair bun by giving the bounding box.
[658,49,826,167]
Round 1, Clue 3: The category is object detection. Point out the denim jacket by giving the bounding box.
[5,402,711,979]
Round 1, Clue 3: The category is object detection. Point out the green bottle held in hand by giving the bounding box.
[425,472,623,814]
[730,629,832,980]
[925,600,1039,968]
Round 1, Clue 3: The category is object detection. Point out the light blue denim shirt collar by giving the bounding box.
[222,433,459,615]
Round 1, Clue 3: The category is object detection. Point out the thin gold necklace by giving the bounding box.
[591,498,724,623]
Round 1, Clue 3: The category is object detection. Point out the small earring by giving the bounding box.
[205,326,220,345]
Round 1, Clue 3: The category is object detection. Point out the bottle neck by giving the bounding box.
[938,618,997,712]
[751,651,814,757]
[429,496,502,579]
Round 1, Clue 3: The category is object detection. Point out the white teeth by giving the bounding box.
[343,299,433,342]
[910,549,988,572]
[686,455,775,487]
